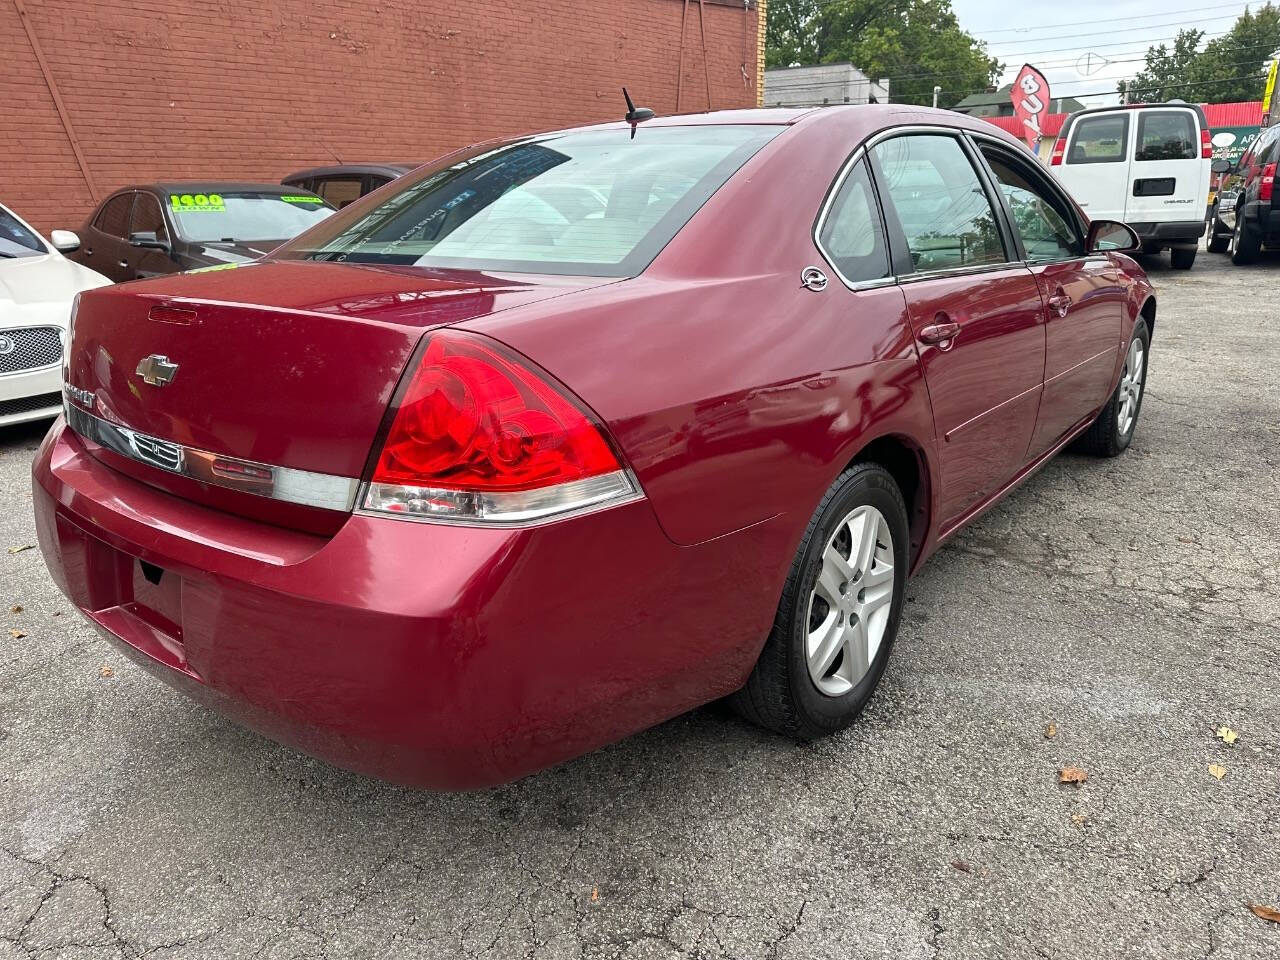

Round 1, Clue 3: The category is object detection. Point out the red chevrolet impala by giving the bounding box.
[33,105,1155,789]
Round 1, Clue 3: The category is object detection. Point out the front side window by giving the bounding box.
[130,193,169,243]
[871,134,1005,272]
[273,125,781,277]
[1136,111,1197,161]
[95,194,134,238]
[981,149,1082,262]
[1067,115,1129,164]
[0,207,45,258]
[165,191,332,243]
[817,159,889,284]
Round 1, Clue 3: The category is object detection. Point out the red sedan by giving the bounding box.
[33,105,1155,789]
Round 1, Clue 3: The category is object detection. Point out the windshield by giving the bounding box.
[0,207,46,259]
[166,191,333,243]
[272,125,782,277]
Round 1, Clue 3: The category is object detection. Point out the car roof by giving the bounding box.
[116,182,322,196]
[281,164,419,182]
[1055,101,1209,140]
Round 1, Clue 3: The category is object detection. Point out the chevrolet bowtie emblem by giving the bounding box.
[136,354,179,387]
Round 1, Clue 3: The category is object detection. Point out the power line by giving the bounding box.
[968,0,1255,35]
[981,13,1245,49]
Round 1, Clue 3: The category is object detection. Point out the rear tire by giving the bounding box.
[731,463,909,739]
[1231,217,1261,265]
[1074,319,1150,458]
[1170,247,1196,270]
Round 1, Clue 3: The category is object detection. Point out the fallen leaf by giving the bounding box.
[10,605,22,613]
[7,628,26,639]
[1178,535,1195,544]
[6,545,34,555]
[950,860,972,874]
[1071,813,1088,827]
[590,886,599,903]
[1059,766,1088,787]
[1208,764,1227,781]
[1216,726,1239,746]
[1044,722,1057,739]
[99,665,114,678]
[1249,904,1280,924]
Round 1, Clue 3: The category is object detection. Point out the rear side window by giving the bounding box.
[316,177,364,208]
[1067,115,1129,164]
[817,159,889,284]
[95,194,134,237]
[274,125,781,277]
[872,134,1005,272]
[1136,111,1197,161]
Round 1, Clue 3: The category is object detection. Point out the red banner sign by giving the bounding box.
[1012,64,1051,150]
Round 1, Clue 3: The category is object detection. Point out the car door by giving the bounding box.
[81,192,135,281]
[974,137,1124,456]
[125,191,179,279]
[1057,113,1131,222]
[1124,107,1207,224]
[868,131,1047,531]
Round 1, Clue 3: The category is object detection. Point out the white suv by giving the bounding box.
[1050,102,1212,270]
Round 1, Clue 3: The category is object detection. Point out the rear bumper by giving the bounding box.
[0,365,62,427]
[1127,220,1204,246]
[32,420,787,789]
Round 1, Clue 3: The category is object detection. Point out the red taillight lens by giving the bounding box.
[1050,139,1065,166]
[1201,126,1213,159]
[1261,162,1276,202]
[364,331,636,522]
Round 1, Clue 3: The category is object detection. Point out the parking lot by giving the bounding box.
[1,247,1277,959]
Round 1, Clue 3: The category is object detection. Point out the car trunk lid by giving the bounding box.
[65,260,614,532]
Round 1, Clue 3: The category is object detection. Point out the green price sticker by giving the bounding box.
[279,195,322,204]
[169,193,225,213]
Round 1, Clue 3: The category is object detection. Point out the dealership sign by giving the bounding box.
[1011,64,1051,150]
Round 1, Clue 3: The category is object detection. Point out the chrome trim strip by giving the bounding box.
[64,402,360,512]
[897,262,1023,284]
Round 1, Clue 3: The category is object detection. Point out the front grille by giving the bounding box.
[0,327,63,375]
[0,391,61,419]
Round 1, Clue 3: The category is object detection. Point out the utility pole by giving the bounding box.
[933,85,942,109]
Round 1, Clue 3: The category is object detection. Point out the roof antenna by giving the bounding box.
[623,87,654,139]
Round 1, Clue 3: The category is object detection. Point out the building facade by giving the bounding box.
[763,63,889,108]
[5,0,764,234]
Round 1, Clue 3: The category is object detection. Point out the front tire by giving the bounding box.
[1074,320,1150,457]
[1170,247,1196,270]
[1206,218,1229,253]
[731,463,909,739]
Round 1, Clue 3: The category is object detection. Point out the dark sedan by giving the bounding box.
[66,183,333,283]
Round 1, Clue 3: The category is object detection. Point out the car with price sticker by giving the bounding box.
[65,183,333,283]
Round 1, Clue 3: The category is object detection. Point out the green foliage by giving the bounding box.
[1119,4,1280,103]
[765,0,1002,108]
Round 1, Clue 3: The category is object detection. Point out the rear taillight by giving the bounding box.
[1261,162,1276,202]
[1201,126,1213,159]
[1050,138,1066,166]
[363,330,638,523]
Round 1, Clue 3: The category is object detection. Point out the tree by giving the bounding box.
[765,0,1002,109]
[1119,4,1280,103]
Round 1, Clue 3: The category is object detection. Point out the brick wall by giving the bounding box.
[3,0,762,235]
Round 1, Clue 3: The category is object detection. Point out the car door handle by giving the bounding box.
[1047,290,1072,317]
[84,247,93,256]
[118,260,129,269]
[918,321,960,346]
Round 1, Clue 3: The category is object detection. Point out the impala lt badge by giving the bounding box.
[136,354,179,386]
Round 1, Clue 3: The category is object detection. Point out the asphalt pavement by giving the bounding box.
[2,246,1278,959]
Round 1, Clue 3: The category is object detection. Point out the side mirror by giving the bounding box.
[1211,158,1232,175]
[129,231,169,250]
[1086,219,1140,254]
[49,229,81,253]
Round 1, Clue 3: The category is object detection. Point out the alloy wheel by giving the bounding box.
[804,505,895,697]
[1117,335,1145,437]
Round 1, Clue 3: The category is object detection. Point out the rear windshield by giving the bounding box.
[272,125,781,277]
[166,191,333,243]
[1136,111,1197,161]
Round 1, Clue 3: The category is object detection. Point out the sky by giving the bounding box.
[946,0,1264,107]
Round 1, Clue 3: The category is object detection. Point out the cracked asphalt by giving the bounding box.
[2,246,1278,959]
